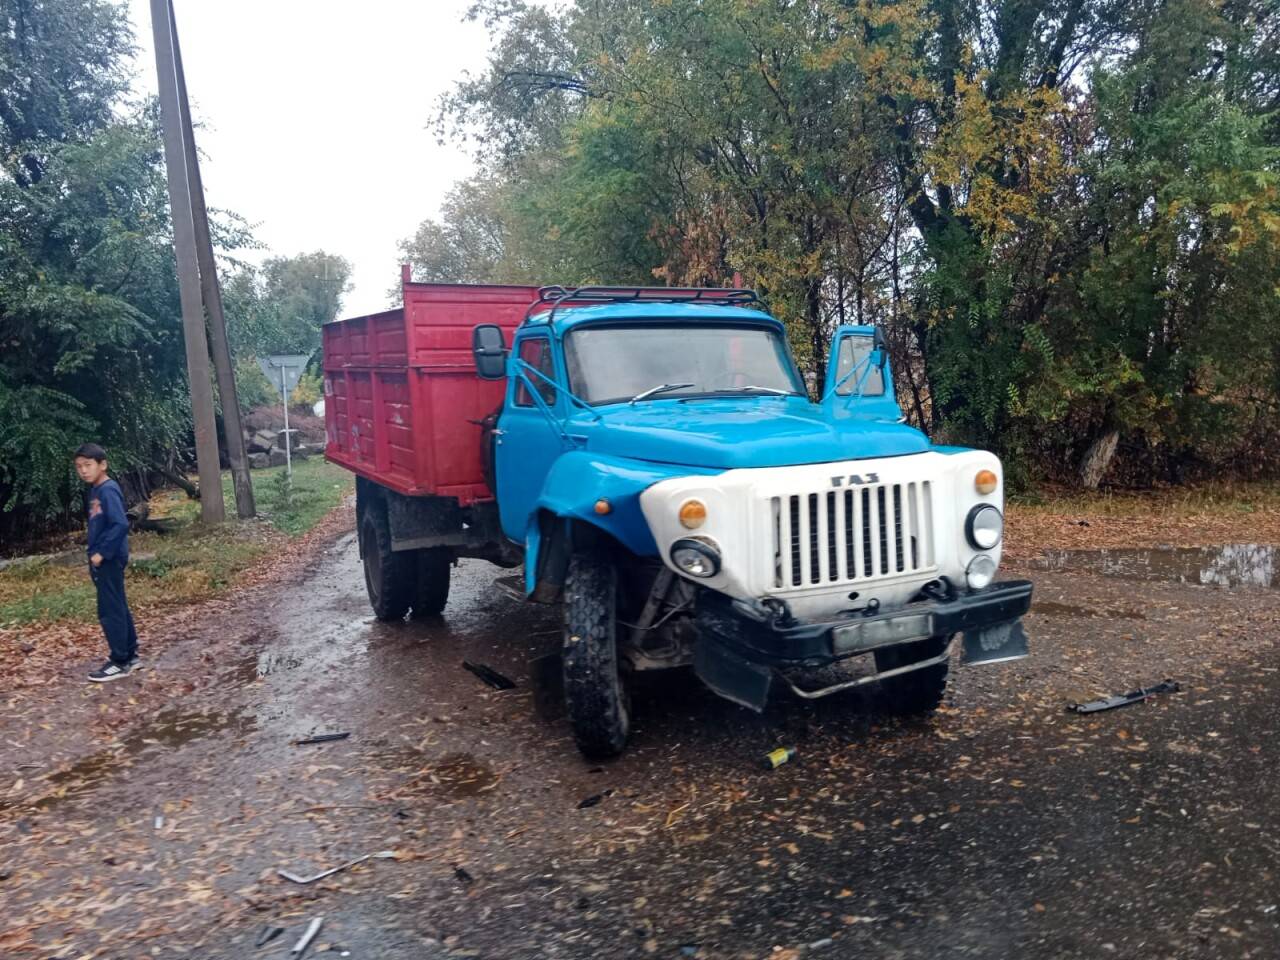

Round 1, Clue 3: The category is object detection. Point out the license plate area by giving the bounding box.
[832,613,933,653]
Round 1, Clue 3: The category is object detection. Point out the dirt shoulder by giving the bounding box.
[1005,483,1280,560]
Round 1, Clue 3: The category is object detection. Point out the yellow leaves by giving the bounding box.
[924,63,1070,238]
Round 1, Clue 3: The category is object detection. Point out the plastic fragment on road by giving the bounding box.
[291,917,323,957]
[255,925,285,948]
[462,660,517,690]
[292,732,351,746]
[577,789,614,809]
[763,746,797,770]
[1068,680,1180,714]
[277,850,396,885]
[454,865,474,885]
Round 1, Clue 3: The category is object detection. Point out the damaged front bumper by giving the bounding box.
[693,579,1033,712]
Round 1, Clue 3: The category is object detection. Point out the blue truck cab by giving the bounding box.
[468,286,1032,759]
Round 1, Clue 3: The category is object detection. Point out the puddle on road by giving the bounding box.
[12,708,256,813]
[233,650,305,682]
[1030,600,1146,620]
[1034,544,1275,590]
[372,748,500,800]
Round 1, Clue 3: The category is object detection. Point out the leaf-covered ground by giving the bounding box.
[0,490,1277,958]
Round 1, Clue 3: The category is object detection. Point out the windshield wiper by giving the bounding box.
[731,385,791,395]
[629,382,696,404]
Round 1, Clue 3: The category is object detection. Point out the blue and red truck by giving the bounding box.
[324,267,1032,758]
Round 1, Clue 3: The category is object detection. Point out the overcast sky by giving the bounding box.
[123,0,503,316]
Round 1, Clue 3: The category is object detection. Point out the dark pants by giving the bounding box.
[90,559,138,664]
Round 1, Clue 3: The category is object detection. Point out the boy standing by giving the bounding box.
[73,443,139,682]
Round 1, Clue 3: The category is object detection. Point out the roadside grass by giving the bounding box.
[0,458,352,627]
[1008,481,1280,517]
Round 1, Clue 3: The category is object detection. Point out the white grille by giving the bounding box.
[769,481,935,589]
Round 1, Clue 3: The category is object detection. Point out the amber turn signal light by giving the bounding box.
[975,469,998,495]
[678,499,707,529]
[594,499,612,515]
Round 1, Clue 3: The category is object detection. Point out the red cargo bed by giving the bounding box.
[323,266,538,505]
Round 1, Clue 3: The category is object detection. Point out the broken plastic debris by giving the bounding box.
[462,661,516,690]
[255,925,285,948]
[1069,680,1180,714]
[293,732,351,746]
[763,746,797,770]
[291,917,323,956]
[277,850,396,885]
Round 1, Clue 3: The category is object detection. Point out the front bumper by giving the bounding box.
[693,579,1033,711]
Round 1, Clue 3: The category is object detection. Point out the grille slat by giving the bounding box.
[770,480,935,590]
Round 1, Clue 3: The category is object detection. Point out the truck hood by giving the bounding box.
[572,396,930,469]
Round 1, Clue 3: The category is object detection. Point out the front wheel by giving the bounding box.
[562,552,631,760]
[873,634,952,715]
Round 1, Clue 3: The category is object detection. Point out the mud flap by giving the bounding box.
[961,619,1029,666]
[694,639,772,713]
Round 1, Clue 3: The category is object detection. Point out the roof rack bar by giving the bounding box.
[524,285,760,323]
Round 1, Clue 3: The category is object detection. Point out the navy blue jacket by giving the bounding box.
[86,478,130,563]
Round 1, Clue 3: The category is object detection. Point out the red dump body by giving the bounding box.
[323,267,539,505]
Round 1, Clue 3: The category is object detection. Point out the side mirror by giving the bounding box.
[872,326,888,369]
[472,324,507,380]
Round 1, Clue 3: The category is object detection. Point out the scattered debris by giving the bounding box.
[809,939,834,951]
[0,869,11,882]
[255,925,285,948]
[291,917,323,957]
[19,642,35,654]
[293,732,351,746]
[453,865,474,885]
[462,660,516,690]
[277,850,396,885]
[763,746,797,770]
[1069,680,1181,714]
[577,789,614,809]
[154,815,164,830]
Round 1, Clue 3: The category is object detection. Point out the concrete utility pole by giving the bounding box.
[170,2,256,519]
[150,0,224,523]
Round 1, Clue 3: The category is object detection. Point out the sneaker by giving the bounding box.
[88,660,132,683]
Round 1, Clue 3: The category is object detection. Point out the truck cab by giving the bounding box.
[326,278,1031,760]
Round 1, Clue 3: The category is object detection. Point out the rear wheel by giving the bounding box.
[562,552,631,760]
[411,547,452,618]
[359,499,412,621]
[874,634,952,715]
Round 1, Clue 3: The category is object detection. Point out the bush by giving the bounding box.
[235,357,278,410]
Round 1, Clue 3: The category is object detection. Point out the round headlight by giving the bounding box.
[678,499,708,529]
[671,537,720,578]
[966,554,998,590]
[965,504,1004,550]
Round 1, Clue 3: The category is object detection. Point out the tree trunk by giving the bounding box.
[1079,430,1120,490]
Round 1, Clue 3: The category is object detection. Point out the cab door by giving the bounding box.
[822,325,902,421]
[495,333,566,541]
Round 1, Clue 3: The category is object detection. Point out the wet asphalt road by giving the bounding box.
[2,528,1279,959]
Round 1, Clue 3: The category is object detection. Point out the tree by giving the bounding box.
[430,0,1280,486]
[224,251,352,358]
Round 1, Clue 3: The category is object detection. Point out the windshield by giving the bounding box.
[832,335,885,397]
[564,323,803,405]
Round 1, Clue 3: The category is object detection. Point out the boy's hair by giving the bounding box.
[74,442,107,463]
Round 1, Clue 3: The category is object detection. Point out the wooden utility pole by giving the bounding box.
[170,2,256,519]
[150,0,224,523]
